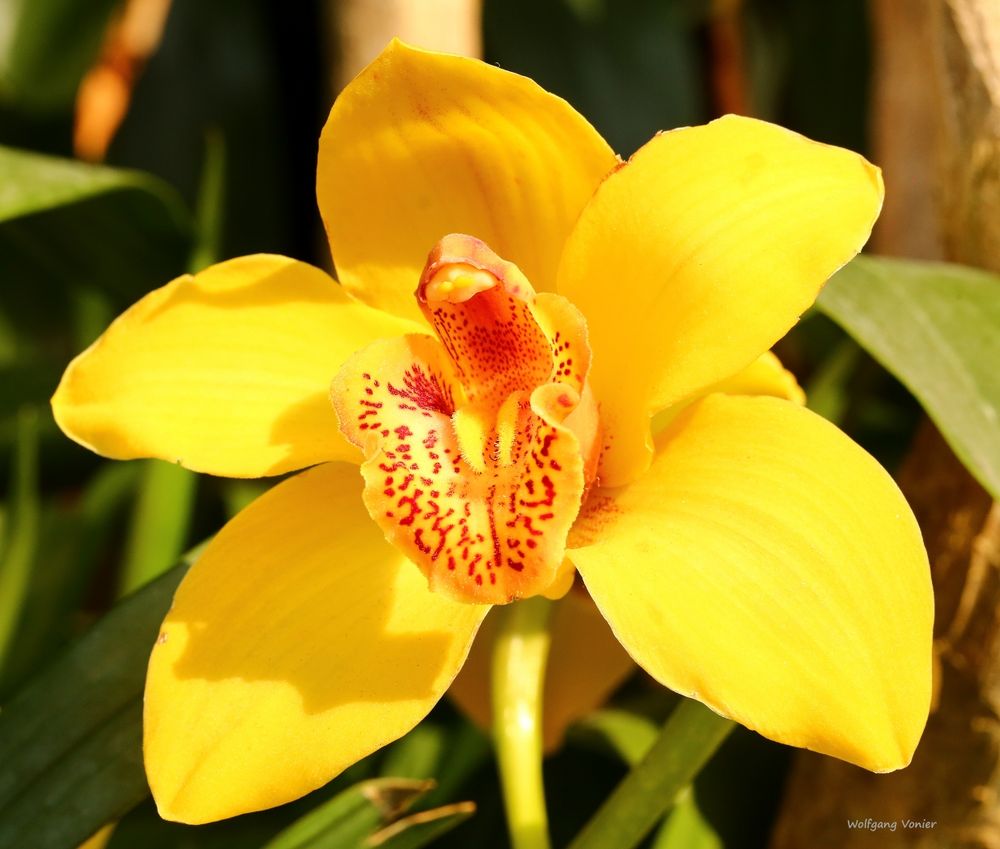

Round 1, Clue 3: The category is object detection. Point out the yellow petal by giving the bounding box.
[52,254,419,477]
[569,395,931,771]
[448,589,634,751]
[77,824,115,849]
[144,461,488,823]
[558,115,883,486]
[652,350,804,435]
[706,350,805,405]
[318,40,617,323]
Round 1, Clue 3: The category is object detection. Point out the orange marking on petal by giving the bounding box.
[416,234,553,413]
[332,236,602,605]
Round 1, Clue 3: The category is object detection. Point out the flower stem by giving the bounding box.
[491,596,553,849]
[568,698,734,849]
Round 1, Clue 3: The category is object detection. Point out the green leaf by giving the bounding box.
[379,718,490,808]
[0,561,190,849]
[0,406,41,672]
[0,461,140,697]
[189,128,227,273]
[0,0,122,112]
[568,699,733,849]
[651,788,722,849]
[803,338,862,425]
[0,145,185,227]
[119,460,197,596]
[368,803,476,849]
[263,778,473,849]
[0,145,192,305]
[818,255,1000,498]
[262,778,432,849]
[569,708,659,768]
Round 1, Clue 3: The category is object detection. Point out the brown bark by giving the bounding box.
[770,1,1000,847]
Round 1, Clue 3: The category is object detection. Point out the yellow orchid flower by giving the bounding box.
[51,40,932,826]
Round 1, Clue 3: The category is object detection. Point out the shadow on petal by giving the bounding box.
[144,462,489,822]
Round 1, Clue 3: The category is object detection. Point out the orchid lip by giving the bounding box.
[331,234,600,605]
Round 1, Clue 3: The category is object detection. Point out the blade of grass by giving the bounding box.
[0,559,193,849]
[0,462,141,696]
[118,460,196,596]
[0,406,40,674]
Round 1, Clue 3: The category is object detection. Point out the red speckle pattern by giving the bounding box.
[333,334,585,604]
[330,236,597,605]
[427,287,551,414]
[531,291,591,398]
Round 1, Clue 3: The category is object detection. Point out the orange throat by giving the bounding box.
[332,234,600,605]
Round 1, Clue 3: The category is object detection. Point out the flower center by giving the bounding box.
[332,234,600,605]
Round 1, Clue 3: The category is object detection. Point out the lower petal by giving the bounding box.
[144,462,488,824]
[569,394,932,772]
[448,589,635,750]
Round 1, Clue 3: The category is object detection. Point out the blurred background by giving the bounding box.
[1,1,997,847]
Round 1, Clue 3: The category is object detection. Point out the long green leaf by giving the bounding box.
[379,718,490,809]
[569,708,659,768]
[0,461,140,697]
[0,146,191,304]
[0,406,40,671]
[818,256,1000,497]
[651,788,722,849]
[264,778,474,849]
[0,0,121,111]
[0,145,186,228]
[368,803,475,849]
[0,561,190,849]
[568,699,733,849]
[119,460,196,596]
[262,778,433,849]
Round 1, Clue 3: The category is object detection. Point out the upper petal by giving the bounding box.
[569,394,932,771]
[52,254,419,478]
[144,461,488,824]
[557,115,883,486]
[317,40,617,323]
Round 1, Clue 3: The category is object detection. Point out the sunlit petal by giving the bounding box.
[558,115,882,485]
[52,254,418,477]
[570,394,931,771]
[318,40,617,322]
[145,462,488,823]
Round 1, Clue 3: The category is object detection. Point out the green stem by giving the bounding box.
[491,596,553,849]
[569,698,734,849]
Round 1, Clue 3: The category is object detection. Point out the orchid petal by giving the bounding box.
[52,255,418,477]
[318,40,617,322]
[558,116,882,486]
[570,394,931,771]
[145,462,488,823]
